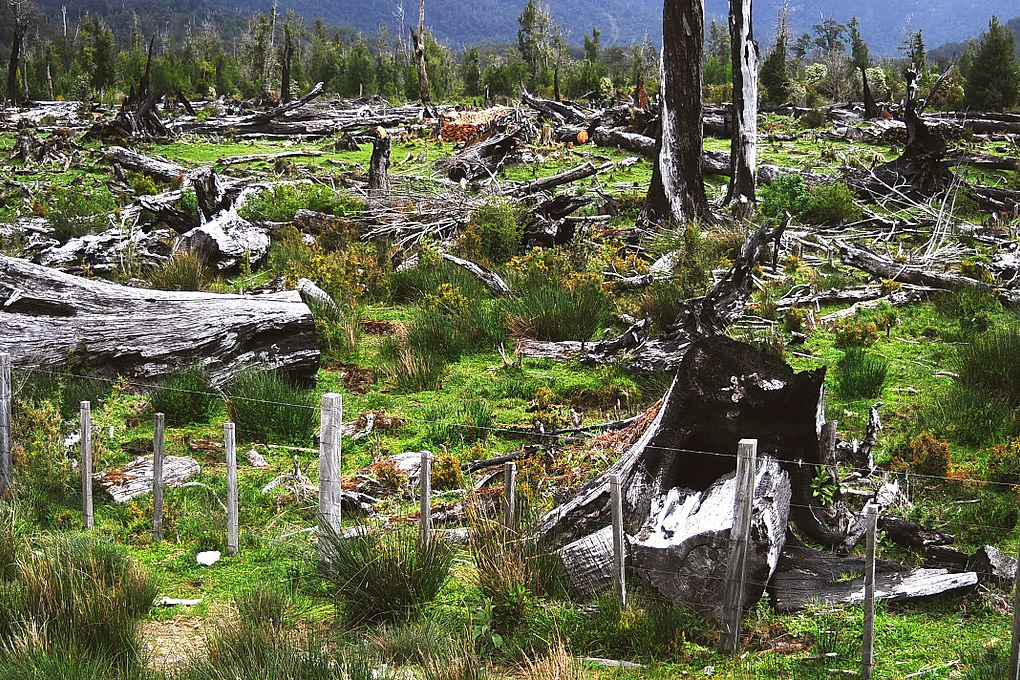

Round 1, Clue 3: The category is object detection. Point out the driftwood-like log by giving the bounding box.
[440,253,512,296]
[105,146,189,184]
[243,82,325,126]
[96,455,201,503]
[180,167,269,271]
[0,255,320,385]
[439,113,536,182]
[514,161,612,196]
[769,546,977,611]
[86,37,166,140]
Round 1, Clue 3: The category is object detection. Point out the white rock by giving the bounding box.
[196,550,221,566]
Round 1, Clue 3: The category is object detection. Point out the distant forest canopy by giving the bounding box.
[1,0,1019,111]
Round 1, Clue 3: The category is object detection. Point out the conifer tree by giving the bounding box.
[964,16,1020,112]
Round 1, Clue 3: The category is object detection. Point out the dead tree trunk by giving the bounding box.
[536,336,839,615]
[411,0,431,104]
[641,0,710,228]
[5,21,22,106]
[368,127,391,192]
[861,67,878,119]
[281,24,294,104]
[86,36,167,139]
[0,255,320,386]
[726,0,758,210]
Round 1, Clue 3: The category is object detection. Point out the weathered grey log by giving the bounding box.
[514,161,612,196]
[837,240,1020,307]
[180,168,270,271]
[971,545,1018,584]
[104,146,189,184]
[440,253,512,296]
[439,113,537,182]
[35,226,174,276]
[879,516,955,550]
[218,150,323,167]
[95,454,201,503]
[0,255,320,386]
[520,90,589,126]
[769,545,978,611]
[242,82,325,126]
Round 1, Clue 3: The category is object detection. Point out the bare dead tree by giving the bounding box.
[726,0,759,210]
[640,0,710,228]
[5,0,32,107]
[281,21,294,104]
[410,0,430,104]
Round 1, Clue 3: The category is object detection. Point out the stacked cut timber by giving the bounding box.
[438,108,513,144]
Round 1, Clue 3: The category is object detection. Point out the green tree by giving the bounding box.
[703,18,731,86]
[902,30,926,75]
[461,47,481,97]
[760,24,789,104]
[964,16,1020,112]
[517,0,551,89]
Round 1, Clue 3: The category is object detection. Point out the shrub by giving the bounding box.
[758,174,811,223]
[49,187,116,242]
[432,451,465,490]
[892,433,952,477]
[148,251,207,291]
[833,317,880,348]
[223,370,317,444]
[460,198,522,265]
[803,182,863,225]
[14,534,157,665]
[958,325,1020,409]
[239,183,364,222]
[936,288,1001,333]
[800,108,827,128]
[834,348,888,400]
[309,299,362,364]
[149,365,217,425]
[986,437,1020,485]
[319,523,453,624]
[404,284,506,360]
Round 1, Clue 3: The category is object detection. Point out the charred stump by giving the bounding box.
[368,127,391,192]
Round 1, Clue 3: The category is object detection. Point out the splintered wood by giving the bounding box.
[96,456,201,503]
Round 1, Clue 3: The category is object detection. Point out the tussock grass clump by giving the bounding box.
[459,197,522,265]
[149,365,217,425]
[49,187,116,242]
[223,370,317,444]
[834,348,888,400]
[308,298,363,364]
[148,251,208,291]
[419,635,487,680]
[958,325,1020,409]
[319,523,453,624]
[13,534,157,664]
[0,504,25,583]
[581,591,708,661]
[381,339,449,392]
[500,279,611,342]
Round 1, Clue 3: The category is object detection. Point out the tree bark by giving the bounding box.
[368,127,391,191]
[5,24,22,106]
[641,0,710,228]
[0,255,320,386]
[281,25,294,104]
[726,0,758,210]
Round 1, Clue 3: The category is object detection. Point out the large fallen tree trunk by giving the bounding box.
[537,335,843,616]
[0,255,319,385]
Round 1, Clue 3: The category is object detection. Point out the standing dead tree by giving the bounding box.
[5,0,31,107]
[410,0,431,104]
[85,36,167,139]
[641,0,710,228]
[368,127,391,192]
[727,0,758,210]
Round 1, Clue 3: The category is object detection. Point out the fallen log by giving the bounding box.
[96,456,201,503]
[769,545,978,612]
[0,254,320,385]
[105,146,189,184]
[440,253,512,296]
[514,161,612,196]
[836,240,1020,307]
[85,36,166,140]
[439,113,537,182]
[241,82,325,126]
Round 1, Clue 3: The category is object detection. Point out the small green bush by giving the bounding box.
[459,198,522,265]
[833,317,880,348]
[891,432,952,477]
[148,251,207,291]
[223,370,317,444]
[799,108,827,128]
[149,365,217,425]
[803,182,863,225]
[986,437,1020,485]
[581,591,708,660]
[958,325,1020,409]
[936,288,1002,333]
[239,184,364,222]
[834,348,888,400]
[758,174,811,223]
[319,523,453,624]
[49,187,116,242]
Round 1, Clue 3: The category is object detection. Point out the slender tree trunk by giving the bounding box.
[726,0,758,211]
[640,0,709,228]
[412,0,430,104]
[281,40,293,104]
[6,29,22,106]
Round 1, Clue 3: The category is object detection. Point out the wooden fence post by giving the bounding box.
[0,353,11,495]
[318,393,342,567]
[1008,531,1020,679]
[81,401,93,529]
[610,473,626,609]
[420,451,431,546]
[503,461,517,531]
[720,438,757,655]
[224,422,238,556]
[153,412,165,542]
[862,502,879,680]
